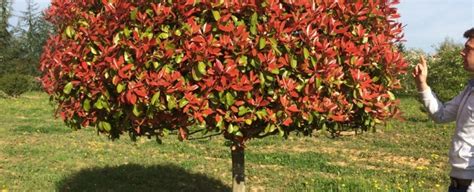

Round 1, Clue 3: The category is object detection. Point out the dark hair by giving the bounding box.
[464,28,474,38]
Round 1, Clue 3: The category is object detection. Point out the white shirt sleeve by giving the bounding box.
[419,86,467,123]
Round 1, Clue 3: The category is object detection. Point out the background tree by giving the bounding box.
[14,0,52,76]
[427,38,466,101]
[396,47,426,96]
[397,38,466,101]
[40,1,407,191]
[0,0,12,75]
[0,0,11,47]
[0,0,53,96]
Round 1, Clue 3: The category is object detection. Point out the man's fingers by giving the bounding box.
[412,65,420,76]
[420,54,427,67]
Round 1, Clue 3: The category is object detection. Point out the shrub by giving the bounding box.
[0,73,31,97]
[41,1,407,190]
[40,0,407,141]
[397,39,467,102]
[0,90,8,99]
[427,39,466,102]
[396,48,426,96]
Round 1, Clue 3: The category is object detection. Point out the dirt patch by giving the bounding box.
[255,144,433,171]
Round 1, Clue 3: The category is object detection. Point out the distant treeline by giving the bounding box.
[0,0,53,96]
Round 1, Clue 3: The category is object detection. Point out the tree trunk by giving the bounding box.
[231,143,245,192]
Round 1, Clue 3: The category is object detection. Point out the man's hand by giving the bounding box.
[412,55,429,92]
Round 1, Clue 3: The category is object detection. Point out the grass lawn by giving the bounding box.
[0,92,453,191]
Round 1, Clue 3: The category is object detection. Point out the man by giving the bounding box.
[413,27,474,192]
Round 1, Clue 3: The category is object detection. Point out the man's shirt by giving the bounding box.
[420,85,474,179]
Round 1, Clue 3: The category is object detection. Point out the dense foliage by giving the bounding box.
[397,39,467,101]
[0,0,51,96]
[427,39,467,101]
[40,0,406,144]
[0,73,32,97]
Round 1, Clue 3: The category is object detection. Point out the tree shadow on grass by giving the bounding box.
[56,164,230,192]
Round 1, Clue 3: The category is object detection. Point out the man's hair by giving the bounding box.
[464,28,474,38]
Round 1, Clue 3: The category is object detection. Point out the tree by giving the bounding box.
[14,0,53,76]
[396,48,427,96]
[0,0,12,74]
[427,38,466,101]
[0,0,11,48]
[40,1,407,191]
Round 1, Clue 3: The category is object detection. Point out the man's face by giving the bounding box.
[462,38,474,72]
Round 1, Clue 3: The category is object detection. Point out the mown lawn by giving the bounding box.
[0,92,453,191]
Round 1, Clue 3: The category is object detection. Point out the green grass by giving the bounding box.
[0,92,453,191]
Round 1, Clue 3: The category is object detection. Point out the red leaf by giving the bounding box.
[287,105,299,113]
[178,127,188,141]
[330,114,346,122]
[282,117,293,126]
[126,91,137,105]
[118,64,133,79]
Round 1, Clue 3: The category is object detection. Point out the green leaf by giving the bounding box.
[65,26,75,39]
[238,56,248,66]
[228,124,240,134]
[113,33,121,45]
[259,72,266,87]
[316,77,322,89]
[250,25,257,35]
[103,121,112,132]
[278,126,284,137]
[238,106,248,116]
[216,119,225,130]
[258,37,266,50]
[362,36,368,44]
[83,99,91,112]
[197,61,207,75]
[303,47,310,59]
[227,124,235,133]
[350,56,356,65]
[387,91,396,100]
[255,109,268,119]
[192,69,202,81]
[264,123,271,133]
[270,68,280,75]
[250,12,258,34]
[99,121,111,132]
[94,100,104,109]
[245,119,252,125]
[158,32,169,39]
[235,131,243,137]
[124,27,131,38]
[130,8,138,21]
[225,92,235,107]
[269,37,277,48]
[290,56,298,69]
[116,83,125,93]
[133,104,142,116]
[212,10,221,21]
[174,29,182,36]
[178,98,189,108]
[175,53,184,64]
[145,8,154,16]
[63,82,73,94]
[90,46,98,55]
[166,95,177,110]
[153,61,160,69]
[124,51,132,63]
[151,91,160,106]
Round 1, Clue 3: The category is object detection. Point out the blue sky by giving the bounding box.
[9,0,474,54]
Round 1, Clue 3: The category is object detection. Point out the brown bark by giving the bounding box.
[231,143,245,192]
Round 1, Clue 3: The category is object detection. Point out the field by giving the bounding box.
[0,92,453,191]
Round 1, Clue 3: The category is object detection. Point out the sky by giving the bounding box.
[8,0,474,54]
